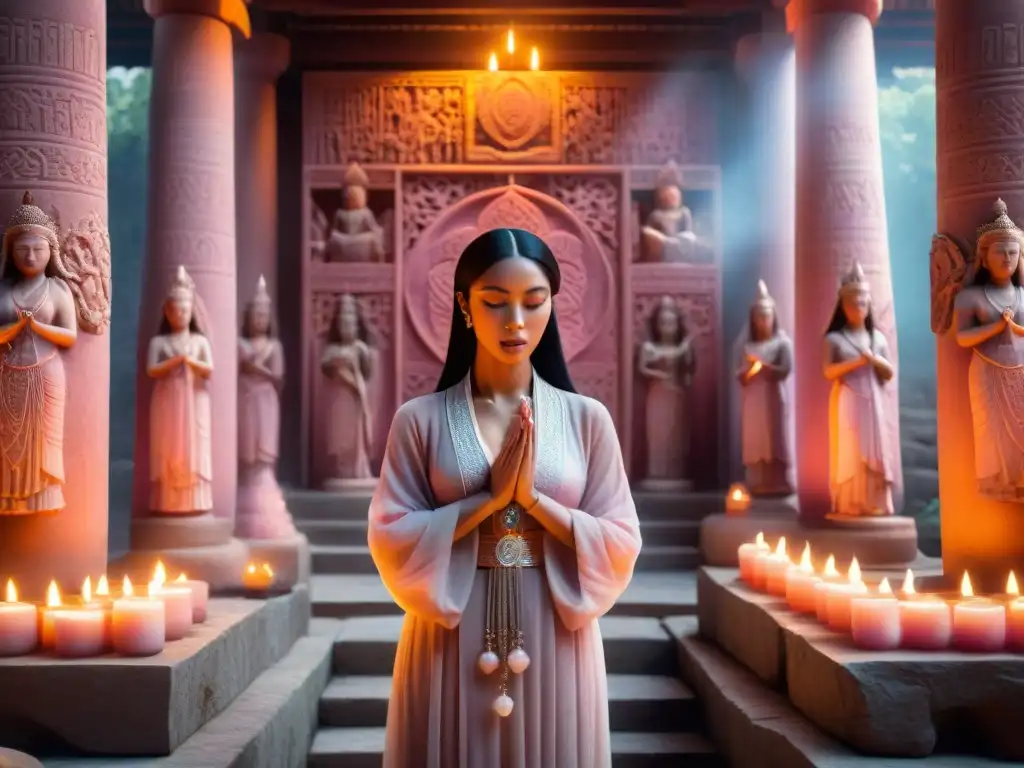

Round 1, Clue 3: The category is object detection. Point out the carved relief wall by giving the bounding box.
[301,70,723,487]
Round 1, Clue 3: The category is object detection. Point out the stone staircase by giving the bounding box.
[289,488,725,767]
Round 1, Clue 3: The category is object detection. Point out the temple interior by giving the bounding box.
[4,0,1024,766]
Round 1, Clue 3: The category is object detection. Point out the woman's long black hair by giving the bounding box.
[435,228,576,394]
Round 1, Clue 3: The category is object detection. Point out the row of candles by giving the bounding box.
[738,533,1023,652]
[0,560,277,659]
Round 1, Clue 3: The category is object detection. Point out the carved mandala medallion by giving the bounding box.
[56,211,112,335]
[405,186,615,362]
[475,75,550,151]
[495,534,525,567]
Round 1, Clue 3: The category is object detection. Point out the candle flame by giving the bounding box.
[82,576,92,604]
[749,360,763,376]
[798,543,813,573]
[1009,572,1019,596]
[847,557,862,585]
[153,561,167,588]
[261,563,275,578]
[878,577,892,595]
[123,575,134,598]
[529,47,540,71]
[902,569,915,594]
[246,563,257,574]
[507,28,515,54]
[4,579,16,603]
[46,580,61,608]
[755,532,767,549]
[823,554,838,578]
[488,53,499,72]
[176,573,188,583]
[961,571,974,598]
[97,575,109,596]
[773,536,787,558]
[731,487,743,501]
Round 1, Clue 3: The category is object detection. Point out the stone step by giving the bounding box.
[308,727,722,768]
[319,673,698,732]
[296,517,702,548]
[311,572,696,621]
[330,615,679,677]
[310,543,700,575]
[287,489,723,524]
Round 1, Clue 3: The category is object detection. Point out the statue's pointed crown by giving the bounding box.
[251,274,271,306]
[655,160,683,189]
[753,279,774,307]
[343,161,370,189]
[168,265,194,299]
[839,261,870,295]
[2,191,60,258]
[977,198,1022,239]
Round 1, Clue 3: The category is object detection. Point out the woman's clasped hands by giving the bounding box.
[489,395,539,511]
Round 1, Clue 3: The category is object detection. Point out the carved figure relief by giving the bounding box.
[639,161,698,263]
[937,199,1024,501]
[824,262,896,517]
[320,293,378,485]
[322,162,392,263]
[735,281,794,497]
[147,266,214,515]
[637,296,695,489]
[55,211,112,335]
[0,191,78,514]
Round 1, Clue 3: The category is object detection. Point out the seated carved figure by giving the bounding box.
[0,192,78,514]
[641,161,697,263]
[147,266,214,514]
[325,162,386,263]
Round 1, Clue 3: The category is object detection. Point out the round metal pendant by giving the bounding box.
[502,505,521,530]
[495,534,525,567]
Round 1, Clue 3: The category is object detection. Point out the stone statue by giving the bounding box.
[637,295,696,488]
[237,275,295,538]
[325,162,386,263]
[147,266,214,514]
[0,192,78,514]
[735,280,794,497]
[320,294,377,484]
[935,199,1024,501]
[824,262,895,517]
[641,161,697,263]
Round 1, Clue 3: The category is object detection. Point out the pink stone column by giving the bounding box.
[935,0,1024,589]
[0,1,110,600]
[235,33,290,308]
[788,0,904,521]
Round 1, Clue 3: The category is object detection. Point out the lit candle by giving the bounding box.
[529,46,540,71]
[175,572,209,623]
[851,578,901,650]
[725,483,751,515]
[149,561,193,641]
[752,536,784,592]
[814,555,843,622]
[111,576,165,657]
[242,562,275,595]
[785,544,820,614]
[952,572,1006,652]
[39,580,63,650]
[765,538,793,597]
[507,28,515,55]
[93,575,113,647]
[488,53,499,72]
[738,532,769,584]
[897,571,951,650]
[0,579,38,656]
[825,558,868,632]
[53,604,106,658]
[1002,571,1019,605]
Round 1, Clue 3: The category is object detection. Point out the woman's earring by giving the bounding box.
[462,311,473,329]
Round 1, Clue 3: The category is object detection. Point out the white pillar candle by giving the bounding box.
[0,580,37,656]
[738,533,769,584]
[174,576,209,623]
[1007,598,1024,651]
[753,537,788,593]
[812,555,842,622]
[899,597,952,650]
[765,556,793,597]
[53,607,106,658]
[850,579,900,650]
[149,585,193,641]
[826,582,869,632]
[111,577,165,657]
[786,569,820,614]
[952,599,1005,652]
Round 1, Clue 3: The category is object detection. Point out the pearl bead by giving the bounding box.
[507,648,530,674]
[493,694,514,717]
[477,651,500,675]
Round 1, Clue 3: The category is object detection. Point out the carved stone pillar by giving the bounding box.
[235,32,289,308]
[787,0,905,523]
[0,0,111,600]
[934,0,1024,590]
[117,0,252,590]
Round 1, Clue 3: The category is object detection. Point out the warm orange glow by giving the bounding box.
[1008,572,1019,596]
[847,557,862,585]
[153,561,167,588]
[96,575,109,596]
[529,47,540,71]
[878,577,892,595]
[748,360,763,377]
[961,571,974,598]
[122,575,134,598]
[507,28,516,54]
[81,576,92,604]
[773,536,787,558]
[754,532,768,549]
[4,579,16,603]
[46,581,61,608]
[902,569,915,595]
[488,53,499,72]
[798,543,813,574]
[261,563,275,578]
[823,554,839,578]
[176,573,188,583]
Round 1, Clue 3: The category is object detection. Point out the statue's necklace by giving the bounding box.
[984,284,1019,315]
[12,279,47,315]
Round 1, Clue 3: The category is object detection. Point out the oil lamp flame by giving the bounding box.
[961,571,974,598]
[97,574,109,596]
[46,580,61,608]
[823,554,838,578]
[4,579,16,603]
[530,47,540,71]
[507,28,515,54]
[902,569,915,594]
[773,536,787,558]
[488,53,499,72]
[798,543,813,573]
[82,576,92,604]
[878,577,892,595]
[1008,572,1019,596]
[847,557,862,585]
[123,575,134,598]
[749,360,763,376]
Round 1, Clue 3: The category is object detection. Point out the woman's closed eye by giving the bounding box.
[483,301,546,311]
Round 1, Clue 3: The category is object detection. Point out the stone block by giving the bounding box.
[0,586,310,757]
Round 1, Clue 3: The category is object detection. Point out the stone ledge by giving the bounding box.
[668,618,990,768]
[0,586,310,757]
[698,567,1024,760]
[41,620,336,768]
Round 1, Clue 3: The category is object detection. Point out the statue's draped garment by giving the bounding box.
[738,333,791,476]
[322,341,373,478]
[368,373,642,768]
[238,337,282,467]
